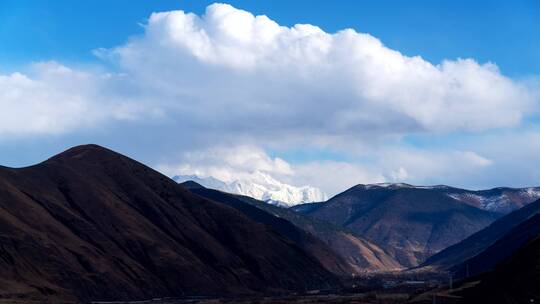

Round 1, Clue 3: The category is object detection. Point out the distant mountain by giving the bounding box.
[173,172,326,207]
[295,183,500,267]
[0,145,339,302]
[182,181,401,272]
[422,198,540,274]
[458,216,540,303]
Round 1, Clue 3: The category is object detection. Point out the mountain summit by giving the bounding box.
[173,172,326,207]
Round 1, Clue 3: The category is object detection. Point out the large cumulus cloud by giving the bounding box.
[2,3,535,141]
[103,3,533,140]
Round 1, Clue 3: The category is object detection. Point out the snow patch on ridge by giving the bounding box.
[447,187,540,213]
[358,183,451,190]
[354,183,540,214]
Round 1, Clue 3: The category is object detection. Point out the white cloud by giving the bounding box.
[156,144,496,196]
[289,161,386,196]
[389,167,409,181]
[104,2,534,141]
[157,145,293,183]
[2,3,535,143]
[0,62,154,137]
[284,148,494,195]
[376,148,493,186]
[0,63,91,135]
[157,145,386,195]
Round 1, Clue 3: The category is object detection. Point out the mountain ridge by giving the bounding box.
[340,183,540,213]
[0,144,339,302]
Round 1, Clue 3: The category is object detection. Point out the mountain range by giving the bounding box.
[1,145,539,303]
[176,178,540,270]
[293,184,500,267]
[173,173,326,207]
[292,183,540,267]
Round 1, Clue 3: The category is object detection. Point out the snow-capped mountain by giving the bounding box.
[173,171,327,207]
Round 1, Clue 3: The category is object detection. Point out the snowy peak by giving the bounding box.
[173,172,326,207]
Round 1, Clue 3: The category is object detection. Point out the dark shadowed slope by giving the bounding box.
[0,145,339,302]
[181,182,353,275]
[422,198,540,271]
[182,182,401,273]
[299,184,500,267]
[451,213,540,278]
[290,202,323,214]
[458,218,540,303]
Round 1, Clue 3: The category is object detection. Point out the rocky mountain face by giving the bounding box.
[173,173,326,207]
[294,184,500,267]
[0,145,339,302]
[182,182,402,273]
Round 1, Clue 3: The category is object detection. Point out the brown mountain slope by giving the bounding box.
[182,183,401,273]
[180,183,354,275]
[300,184,500,267]
[232,193,402,272]
[0,145,339,302]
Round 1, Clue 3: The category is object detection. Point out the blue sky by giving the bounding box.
[1,1,539,194]
[1,0,539,76]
